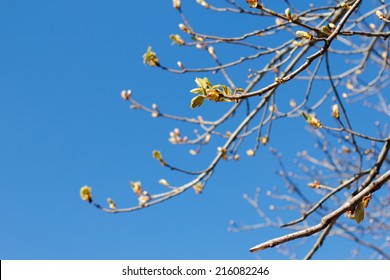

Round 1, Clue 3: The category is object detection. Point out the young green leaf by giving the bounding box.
[190,95,205,109]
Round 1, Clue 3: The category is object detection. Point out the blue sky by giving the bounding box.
[0,0,388,260]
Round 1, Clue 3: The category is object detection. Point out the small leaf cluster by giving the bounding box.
[130,181,151,207]
[347,194,372,224]
[302,112,322,128]
[143,47,159,67]
[190,77,242,109]
[246,0,258,8]
[80,186,92,203]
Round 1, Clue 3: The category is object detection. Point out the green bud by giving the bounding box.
[296,31,312,40]
[152,150,162,160]
[285,8,292,22]
[321,26,332,36]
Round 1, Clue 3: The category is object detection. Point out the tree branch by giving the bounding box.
[250,167,390,253]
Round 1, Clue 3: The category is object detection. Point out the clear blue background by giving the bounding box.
[0,0,387,260]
